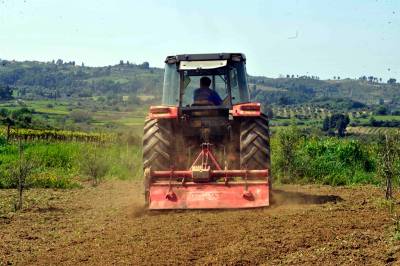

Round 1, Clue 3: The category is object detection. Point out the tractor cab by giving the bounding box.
[162,53,250,108]
[158,53,255,140]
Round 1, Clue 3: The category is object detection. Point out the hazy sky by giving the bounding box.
[0,0,399,80]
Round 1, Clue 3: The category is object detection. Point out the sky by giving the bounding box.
[0,0,399,80]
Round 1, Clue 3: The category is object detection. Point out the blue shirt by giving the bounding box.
[193,88,222,105]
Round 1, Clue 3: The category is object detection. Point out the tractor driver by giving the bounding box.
[193,77,222,106]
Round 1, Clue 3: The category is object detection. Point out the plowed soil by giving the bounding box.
[1,181,399,265]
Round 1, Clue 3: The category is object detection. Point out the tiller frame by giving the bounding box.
[148,143,270,209]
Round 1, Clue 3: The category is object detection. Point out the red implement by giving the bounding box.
[146,143,270,210]
[149,181,269,209]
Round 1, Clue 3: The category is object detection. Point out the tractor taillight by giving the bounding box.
[149,106,178,119]
[231,103,261,117]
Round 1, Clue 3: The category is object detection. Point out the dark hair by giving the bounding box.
[200,76,211,87]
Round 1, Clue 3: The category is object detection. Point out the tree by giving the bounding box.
[322,113,350,137]
[0,85,13,100]
[368,76,374,83]
[141,62,150,69]
[388,78,397,84]
[375,105,388,115]
[322,117,330,131]
[11,108,33,128]
[0,108,15,142]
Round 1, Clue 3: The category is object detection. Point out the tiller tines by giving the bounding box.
[147,143,269,209]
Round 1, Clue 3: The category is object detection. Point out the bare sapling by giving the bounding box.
[81,143,109,186]
[12,140,35,211]
[378,133,400,200]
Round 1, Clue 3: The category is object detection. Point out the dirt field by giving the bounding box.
[0,181,399,265]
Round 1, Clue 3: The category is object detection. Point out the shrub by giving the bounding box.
[300,138,375,185]
[69,110,92,123]
[272,127,377,186]
[272,126,303,183]
[80,145,110,186]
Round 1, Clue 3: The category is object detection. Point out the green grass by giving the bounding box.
[373,115,400,121]
[271,127,379,186]
[0,139,142,189]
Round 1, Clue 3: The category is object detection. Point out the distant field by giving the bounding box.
[347,126,400,135]
[373,115,400,121]
[257,85,288,92]
[3,98,400,136]
[0,99,147,131]
[137,94,155,101]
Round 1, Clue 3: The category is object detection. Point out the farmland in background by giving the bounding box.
[1,59,400,265]
[1,59,400,188]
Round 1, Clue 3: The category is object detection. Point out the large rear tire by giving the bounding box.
[142,118,173,170]
[240,114,272,199]
[240,114,271,171]
[142,118,173,207]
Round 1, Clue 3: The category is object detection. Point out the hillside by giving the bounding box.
[249,76,400,107]
[0,60,163,103]
[1,59,399,110]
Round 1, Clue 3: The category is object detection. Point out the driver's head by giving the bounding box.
[200,77,211,88]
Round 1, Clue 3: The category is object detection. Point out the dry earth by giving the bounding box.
[0,181,399,265]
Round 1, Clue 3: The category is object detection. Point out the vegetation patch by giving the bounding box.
[272,127,377,186]
[0,138,142,189]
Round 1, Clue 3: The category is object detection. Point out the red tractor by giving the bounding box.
[143,53,270,209]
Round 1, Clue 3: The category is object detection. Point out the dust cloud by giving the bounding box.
[271,189,343,206]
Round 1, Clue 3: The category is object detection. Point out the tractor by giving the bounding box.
[143,53,271,209]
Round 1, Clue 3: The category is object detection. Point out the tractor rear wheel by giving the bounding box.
[240,114,271,171]
[143,118,174,206]
[142,118,173,170]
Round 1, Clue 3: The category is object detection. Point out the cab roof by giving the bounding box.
[165,53,246,64]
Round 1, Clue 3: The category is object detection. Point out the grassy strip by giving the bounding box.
[0,127,117,142]
[271,127,381,186]
[0,126,393,189]
[0,139,142,189]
